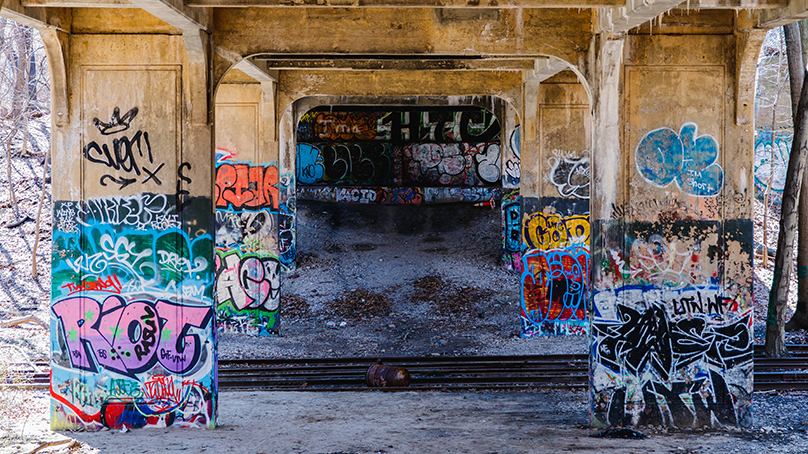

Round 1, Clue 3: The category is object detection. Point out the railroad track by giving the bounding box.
[11,345,808,392]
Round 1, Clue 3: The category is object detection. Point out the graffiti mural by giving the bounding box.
[523,212,590,251]
[591,285,752,428]
[753,130,790,197]
[296,106,502,189]
[50,195,216,431]
[215,162,279,211]
[590,215,753,428]
[501,190,521,271]
[504,125,521,187]
[521,197,590,336]
[295,105,514,274]
[635,122,724,197]
[547,150,590,199]
[215,250,280,335]
[214,155,281,335]
[521,246,588,336]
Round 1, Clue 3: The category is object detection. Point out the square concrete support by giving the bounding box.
[49,33,216,431]
[589,34,754,429]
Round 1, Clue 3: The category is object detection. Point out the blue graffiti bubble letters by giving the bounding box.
[635,123,723,197]
[296,144,325,185]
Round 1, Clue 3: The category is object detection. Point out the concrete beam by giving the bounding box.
[759,0,808,27]
[254,56,536,71]
[598,0,685,33]
[525,57,569,82]
[212,8,593,76]
[187,0,622,6]
[233,58,278,82]
[1,0,70,31]
[128,0,207,31]
[22,0,133,7]
[687,0,784,8]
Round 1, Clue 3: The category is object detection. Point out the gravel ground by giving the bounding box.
[219,200,588,360]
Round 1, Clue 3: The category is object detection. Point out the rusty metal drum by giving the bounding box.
[365,364,410,387]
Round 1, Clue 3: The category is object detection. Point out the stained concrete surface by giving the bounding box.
[33,389,808,454]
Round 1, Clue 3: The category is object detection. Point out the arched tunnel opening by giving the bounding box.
[213,71,593,360]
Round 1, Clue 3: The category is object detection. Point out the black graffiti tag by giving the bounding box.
[84,106,165,190]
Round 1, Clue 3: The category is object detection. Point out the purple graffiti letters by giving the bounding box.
[52,295,212,377]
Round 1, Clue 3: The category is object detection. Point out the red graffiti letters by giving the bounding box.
[215,163,279,210]
[61,275,123,296]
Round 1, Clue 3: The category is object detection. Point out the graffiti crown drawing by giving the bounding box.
[93,106,139,136]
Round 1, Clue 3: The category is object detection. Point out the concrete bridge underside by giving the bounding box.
[23,0,794,431]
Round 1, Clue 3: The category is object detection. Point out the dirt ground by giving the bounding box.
[5,388,808,454]
[219,200,587,360]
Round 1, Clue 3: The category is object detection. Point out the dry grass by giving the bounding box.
[330,289,392,319]
[0,354,37,444]
[282,294,311,319]
[412,275,493,315]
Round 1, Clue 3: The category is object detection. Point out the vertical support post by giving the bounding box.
[589,34,753,429]
[49,33,216,431]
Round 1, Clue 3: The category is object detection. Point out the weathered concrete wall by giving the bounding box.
[49,33,216,430]
[520,71,591,336]
[214,76,281,335]
[589,34,754,428]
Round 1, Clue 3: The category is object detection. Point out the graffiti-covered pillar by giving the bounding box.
[214,73,282,335]
[49,30,217,430]
[589,34,754,428]
[520,70,591,336]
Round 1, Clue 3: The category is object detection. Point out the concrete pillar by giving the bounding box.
[213,74,281,335]
[519,71,591,336]
[49,32,216,430]
[589,34,753,428]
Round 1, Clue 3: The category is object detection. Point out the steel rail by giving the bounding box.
[13,345,808,392]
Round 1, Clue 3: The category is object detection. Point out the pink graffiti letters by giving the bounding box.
[52,295,212,377]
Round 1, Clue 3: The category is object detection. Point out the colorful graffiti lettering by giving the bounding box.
[298,108,501,144]
[215,251,280,312]
[54,193,181,231]
[314,112,380,141]
[504,125,521,187]
[61,275,122,296]
[279,199,296,267]
[403,142,500,187]
[52,295,212,377]
[214,157,281,335]
[215,249,280,335]
[215,208,276,253]
[591,284,752,427]
[523,212,589,251]
[520,247,588,334]
[501,191,521,271]
[215,162,279,210]
[336,187,380,204]
[635,122,724,197]
[753,130,789,196]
